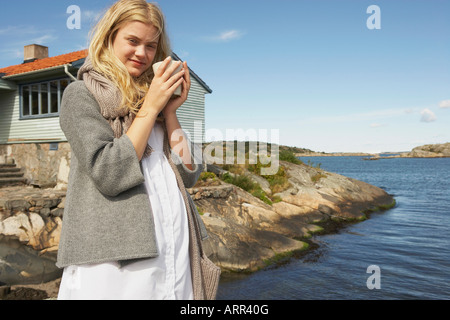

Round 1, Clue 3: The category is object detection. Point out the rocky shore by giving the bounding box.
[0,159,395,300]
[367,142,450,160]
[198,161,394,272]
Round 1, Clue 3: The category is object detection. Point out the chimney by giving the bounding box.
[24,44,49,63]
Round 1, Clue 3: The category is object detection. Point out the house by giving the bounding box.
[0,44,212,188]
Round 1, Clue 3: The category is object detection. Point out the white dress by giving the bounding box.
[58,122,193,300]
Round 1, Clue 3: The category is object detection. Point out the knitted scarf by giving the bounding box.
[77,56,153,158]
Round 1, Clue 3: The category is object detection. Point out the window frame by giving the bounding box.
[19,77,72,120]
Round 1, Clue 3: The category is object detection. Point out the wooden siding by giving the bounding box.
[177,78,207,143]
[0,90,65,143]
[0,77,209,144]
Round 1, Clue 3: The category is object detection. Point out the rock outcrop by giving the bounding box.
[365,142,450,160]
[0,159,394,288]
[193,160,394,272]
[406,142,450,158]
[0,187,65,285]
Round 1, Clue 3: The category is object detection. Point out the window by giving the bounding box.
[20,78,72,119]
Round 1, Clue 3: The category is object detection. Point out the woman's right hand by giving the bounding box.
[142,56,185,116]
[126,56,185,160]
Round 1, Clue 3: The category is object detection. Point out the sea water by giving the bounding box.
[216,157,450,300]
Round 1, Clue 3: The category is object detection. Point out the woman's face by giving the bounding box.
[112,21,159,77]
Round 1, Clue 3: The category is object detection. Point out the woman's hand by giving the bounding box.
[126,57,187,161]
[161,60,193,169]
[141,56,186,116]
[163,60,191,118]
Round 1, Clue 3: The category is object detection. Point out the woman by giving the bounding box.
[56,0,219,300]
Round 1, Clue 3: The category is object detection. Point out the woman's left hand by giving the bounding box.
[163,61,191,118]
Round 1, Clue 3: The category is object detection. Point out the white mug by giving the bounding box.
[152,60,183,96]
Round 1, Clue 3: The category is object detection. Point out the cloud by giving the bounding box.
[439,100,450,109]
[0,25,37,35]
[0,24,57,46]
[0,25,57,63]
[370,123,386,128]
[203,29,245,42]
[420,108,436,123]
[82,9,103,27]
[30,34,58,45]
[218,30,244,41]
[83,10,99,20]
[177,50,190,59]
[0,48,22,59]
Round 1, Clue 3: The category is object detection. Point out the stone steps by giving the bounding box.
[0,166,21,173]
[0,164,26,187]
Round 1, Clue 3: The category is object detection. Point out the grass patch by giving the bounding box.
[196,205,204,216]
[195,171,221,187]
[221,172,273,205]
[363,198,397,214]
[311,172,327,183]
[262,251,294,267]
[262,242,310,268]
[207,143,326,204]
[247,159,292,195]
[220,152,294,205]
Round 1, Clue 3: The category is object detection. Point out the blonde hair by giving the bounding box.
[88,0,171,113]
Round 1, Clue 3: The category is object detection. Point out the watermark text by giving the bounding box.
[367,5,381,30]
[67,5,81,30]
[366,265,381,289]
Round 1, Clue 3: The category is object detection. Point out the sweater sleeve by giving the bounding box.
[60,81,145,197]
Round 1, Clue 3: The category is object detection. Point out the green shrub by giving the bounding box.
[232,175,257,192]
[221,172,273,205]
[221,172,254,191]
[199,171,217,181]
[263,166,289,192]
[279,149,303,165]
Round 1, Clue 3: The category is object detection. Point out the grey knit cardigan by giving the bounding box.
[56,81,207,269]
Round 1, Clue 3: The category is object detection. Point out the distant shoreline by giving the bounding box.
[363,155,450,160]
[296,153,450,159]
[296,152,376,157]
[296,142,450,159]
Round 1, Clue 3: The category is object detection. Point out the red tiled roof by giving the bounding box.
[0,49,88,77]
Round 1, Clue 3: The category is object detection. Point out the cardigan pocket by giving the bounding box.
[185,190,221,300]
[200,253,221,300]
